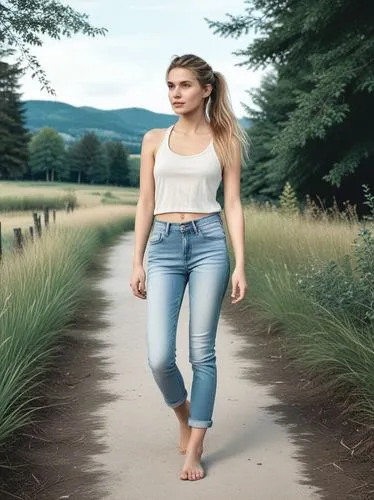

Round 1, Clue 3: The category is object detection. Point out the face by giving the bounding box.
[167,67,212,115]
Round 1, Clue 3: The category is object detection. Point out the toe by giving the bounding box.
[180,470,188,480]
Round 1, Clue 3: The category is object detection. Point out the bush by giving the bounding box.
[293,187,374,326]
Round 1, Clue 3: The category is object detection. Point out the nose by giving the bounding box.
[172,86,181,98]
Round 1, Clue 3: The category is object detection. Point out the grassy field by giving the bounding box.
[0,182,139,254]
[0,181,139,212]
[0,182,136,463]
[240,200,374,454]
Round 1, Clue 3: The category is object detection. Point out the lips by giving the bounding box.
[173,102,184,106]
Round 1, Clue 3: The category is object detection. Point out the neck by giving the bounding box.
[174,108,210,135]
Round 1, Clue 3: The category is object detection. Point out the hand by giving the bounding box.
[231,266,248,304]
[130,264,147,299]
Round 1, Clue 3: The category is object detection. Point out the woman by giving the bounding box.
[130,54,248,481]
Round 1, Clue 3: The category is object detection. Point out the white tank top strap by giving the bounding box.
[156,126,173,157]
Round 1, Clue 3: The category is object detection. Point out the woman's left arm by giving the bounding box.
[222,137,248,304]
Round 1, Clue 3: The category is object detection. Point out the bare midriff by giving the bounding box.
[154,212,214,223]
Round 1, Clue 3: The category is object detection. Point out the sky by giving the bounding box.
[19,0,268,118]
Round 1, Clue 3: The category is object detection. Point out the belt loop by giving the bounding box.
[191,220,198,234]
[166,222,170,235]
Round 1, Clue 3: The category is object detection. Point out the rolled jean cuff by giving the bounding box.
[166,392,188,409]
[188,418,213,429]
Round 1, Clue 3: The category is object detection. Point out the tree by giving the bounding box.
[242,68,299,202]
[65,141,83,184]
[70,132,107,184]
[0,49,29,179]
[29,127,65,181]
[105,141,130,186]
[206,0,374,208]
[0,0,107,93]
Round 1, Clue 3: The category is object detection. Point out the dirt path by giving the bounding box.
[6,232,372,499]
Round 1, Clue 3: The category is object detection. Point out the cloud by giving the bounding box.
[19,0,266,116]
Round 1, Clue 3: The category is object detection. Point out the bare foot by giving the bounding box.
[177,400,191,455]
[180,446,205,481]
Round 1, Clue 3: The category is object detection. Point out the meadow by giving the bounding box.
[0,181,138,254]
[0,180,139,209]
[240,193,374,456]
[0,182,136,460]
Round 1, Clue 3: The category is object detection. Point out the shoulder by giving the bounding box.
[142,128,168,145]
[141,128,168,157]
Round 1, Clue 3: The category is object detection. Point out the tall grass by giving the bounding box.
[0,215,134,452]
[0,181,140,210]
[0,205,137,255]
[0,193,77,212]
[242,197,374,449]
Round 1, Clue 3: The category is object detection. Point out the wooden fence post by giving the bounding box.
[44,207,49,228]
[37,215,42,236]
[29,226,34,242]
[53,209,56,223]
[0,221,2,262]
[13,228,24,253]
[33,212,41,238]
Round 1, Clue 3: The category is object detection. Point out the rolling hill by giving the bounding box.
[24,100,252,154]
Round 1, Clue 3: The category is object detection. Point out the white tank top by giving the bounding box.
[153,125,223,215]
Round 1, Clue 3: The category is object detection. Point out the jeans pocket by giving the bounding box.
[199,221,226,240]
[149,229,165,244]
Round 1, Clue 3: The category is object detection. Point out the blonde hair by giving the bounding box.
[166,54,250,170]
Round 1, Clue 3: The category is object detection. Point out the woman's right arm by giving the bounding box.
[130,129,158,299]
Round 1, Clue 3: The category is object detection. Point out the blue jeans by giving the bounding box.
[146,212,230,428]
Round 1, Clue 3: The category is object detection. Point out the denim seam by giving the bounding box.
[167,393,188,409]
[188,418,213,429]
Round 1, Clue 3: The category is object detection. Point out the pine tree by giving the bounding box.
[279,182,299,216]
[0,50,29,179]
[206,0,374,209]
[242,68,299,202]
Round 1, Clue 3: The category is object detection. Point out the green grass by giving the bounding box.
[241,202,374,441]
[0,180,140,192]
[0,194,77,212]
[0,215,134,455]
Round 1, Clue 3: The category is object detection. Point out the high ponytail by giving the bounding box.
[166,54,250,170]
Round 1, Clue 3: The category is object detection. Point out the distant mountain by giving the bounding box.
[23,100,252,154]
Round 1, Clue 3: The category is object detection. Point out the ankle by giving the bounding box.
[186,442,203,453]
[174,400,190,424]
